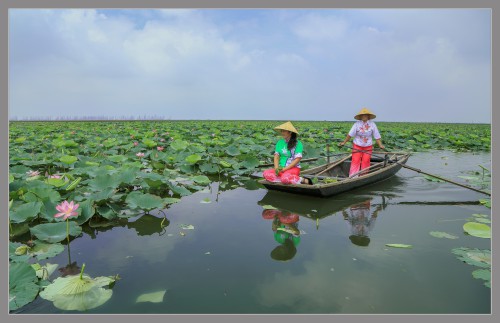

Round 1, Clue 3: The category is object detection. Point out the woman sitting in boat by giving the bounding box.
[263,121,312,185]
[338,108,385,177]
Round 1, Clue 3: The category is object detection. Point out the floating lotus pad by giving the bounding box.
[59,155,78,164]
[9,262,40,311]
[125,191,166,210]
[192,175,210,184]
[30,221,82,243]
[452,247,491,268]
[30,240,65,260]
[429,231,458,239]
[463,222,491,239]
[185,154,202,164]
[385,244,413,249]
[39,269,117,311]
[9,201,43,223]
[135,290,166,303]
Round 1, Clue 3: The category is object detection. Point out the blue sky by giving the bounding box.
[9,9,491,122]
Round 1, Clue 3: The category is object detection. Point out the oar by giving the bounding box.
[395,163,491,196]
[342,145,491,196]
[316,154,352,176]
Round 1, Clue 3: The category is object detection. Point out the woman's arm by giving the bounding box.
[339,135,351,146]
[274,153,280,170]
[375,138,385,150]
[340,123,357,147]
[373,123,384,149]
[281,157,302,172]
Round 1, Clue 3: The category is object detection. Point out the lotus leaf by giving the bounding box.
[185,154,202,164]
[452,247,491,268]
[9,262,40,311]
[30,221,82,243]
[125,191,165,210]
[60,155,78,165]
[429,231,458,239]
[385,244,413,249]
[463,222,491,239]
[39,273,116,311]
[135,290,166,303]
[30,240,65,260]
[9,201,43,223]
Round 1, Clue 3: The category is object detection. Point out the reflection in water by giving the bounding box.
[342,199,382,247]
[262,209,301,261]
[59,262,81,277]
[82,212,170,239]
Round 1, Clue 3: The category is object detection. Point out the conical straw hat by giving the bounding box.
[354,108,376,120]
[274,121,299,134]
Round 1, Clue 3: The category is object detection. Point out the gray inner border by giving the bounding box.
[1,0,497,322]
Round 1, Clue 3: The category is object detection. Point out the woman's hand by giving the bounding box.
[338,141,346,148]
[375,139,385,150]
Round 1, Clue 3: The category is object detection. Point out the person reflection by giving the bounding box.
[262,209,301,261]
[342,199,382,247]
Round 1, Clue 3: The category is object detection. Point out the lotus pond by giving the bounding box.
[9,121,491,314]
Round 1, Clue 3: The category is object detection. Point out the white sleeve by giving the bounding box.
[348,123,357,137]
[372,122,381,140]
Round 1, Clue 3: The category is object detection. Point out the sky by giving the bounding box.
[9,9,491,122]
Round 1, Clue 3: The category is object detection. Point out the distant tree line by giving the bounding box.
[9,115,171,121]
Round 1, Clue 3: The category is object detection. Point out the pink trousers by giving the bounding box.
[263,167,301,184]
[349,144,372,177]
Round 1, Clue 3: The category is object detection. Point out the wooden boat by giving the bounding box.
[257,152,410,197]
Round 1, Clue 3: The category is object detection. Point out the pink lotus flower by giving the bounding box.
[49,175,61,179]
[54,200,80,220]
[134,141,139,146]
[157,146,164,151]
[136,152,145,158]
[160,138,165,142]
[26,170,40,177]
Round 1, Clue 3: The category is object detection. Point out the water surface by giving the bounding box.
[18,151,491,314]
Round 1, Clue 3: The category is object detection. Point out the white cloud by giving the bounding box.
[292,13,348,42]
[9,9,491,122]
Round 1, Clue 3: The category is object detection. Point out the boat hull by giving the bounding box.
[258,155,409,197]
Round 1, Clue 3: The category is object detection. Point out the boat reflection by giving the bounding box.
[258,191,389,248]
[261,209,301,261]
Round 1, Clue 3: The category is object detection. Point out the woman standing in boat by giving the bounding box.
[339,108,385,177]
[263,121,312,185]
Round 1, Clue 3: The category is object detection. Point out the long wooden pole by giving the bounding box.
[347,162,385,178]
[316,154,352,176]
[257,152,350,168]
[398,163,491,196]
[344,145,491,196]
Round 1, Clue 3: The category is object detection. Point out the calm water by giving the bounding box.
[17,151,491,314]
